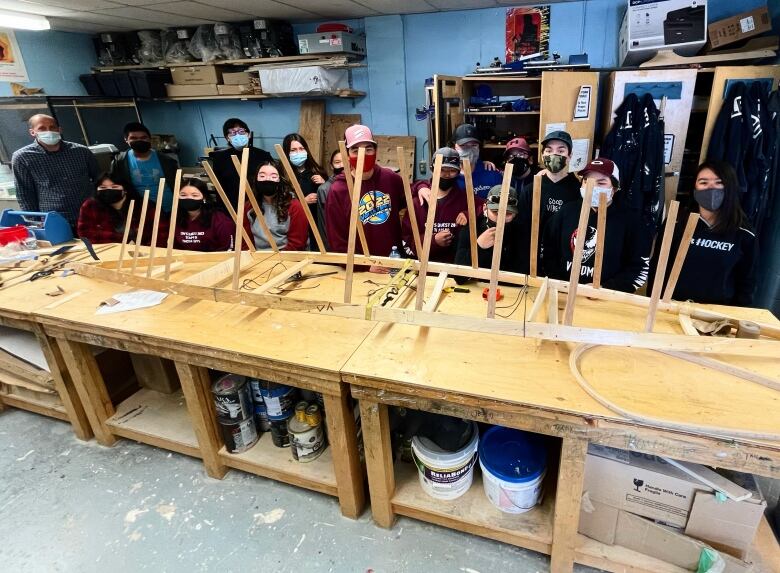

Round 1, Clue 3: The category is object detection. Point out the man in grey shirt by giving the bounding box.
[11,114,99,230]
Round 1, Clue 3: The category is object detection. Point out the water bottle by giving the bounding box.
[388,245,401,276]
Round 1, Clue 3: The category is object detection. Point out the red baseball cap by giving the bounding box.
[582,158,620,185]
[345,124,377,148]
[505,137,531,156]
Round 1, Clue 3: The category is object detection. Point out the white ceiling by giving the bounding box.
[0,0,552,32]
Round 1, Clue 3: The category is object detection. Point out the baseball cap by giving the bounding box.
[541,130,573,153]
[582,158,620,186]
[344,124,377,148]
[452,123,479,146]
[432,147,461,170]
[504,137,531,156]
[486,185,519,214]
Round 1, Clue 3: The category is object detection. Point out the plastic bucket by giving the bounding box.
[479,426,546,514]
[411,422,479,501]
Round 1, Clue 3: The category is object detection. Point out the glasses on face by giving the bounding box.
[228,128,248,136]
[487,196,518,207]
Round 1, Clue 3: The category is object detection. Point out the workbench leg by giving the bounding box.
[35,328,93,441]
[56,337,116,447]
[358,399,395,528]
[323,384,366,519]
[174,362,228,479]
[550,437,588,573]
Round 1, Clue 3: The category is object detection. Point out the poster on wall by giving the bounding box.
[0,29,29,83]
[505,6,550,63]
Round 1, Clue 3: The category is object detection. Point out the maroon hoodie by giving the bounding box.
[158,209,236,252]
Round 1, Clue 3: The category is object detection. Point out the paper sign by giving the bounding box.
[664,134,674,165]
[569,138,590,173]
[0,29,29,83]
[543,122,566,137]
[573,85,592,120]
[96,290,168,315]
[740,16,755,33]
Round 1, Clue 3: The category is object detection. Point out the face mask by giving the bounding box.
[97,187,124,205]
[129,140,152,154]
[349,153,377,173]
[581,185,613,208]
[37,131,61,146]
[508,157,529,174]
[230,134,249,149]
[289,151,308,166]
[332,167,344,176]
[179,198,203,212]
[543,154,567,174]
[256,180,280,197]
[439,177,456,191]
[694,187,725,211]
[458,147,479,166]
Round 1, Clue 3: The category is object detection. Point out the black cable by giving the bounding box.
[241,261,287,291]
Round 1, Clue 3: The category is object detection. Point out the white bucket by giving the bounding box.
[480,459,545,513]
[411,422,479,501]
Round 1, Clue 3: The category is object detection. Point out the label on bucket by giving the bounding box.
[412,449,478,487]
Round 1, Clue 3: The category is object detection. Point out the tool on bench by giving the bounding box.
[483,287,503,301]
[286,270,338,283]
[443,286,470,293]
[0,210,73,245]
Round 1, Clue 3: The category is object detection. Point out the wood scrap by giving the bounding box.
[323,114,361,166]
[298,100,326,166]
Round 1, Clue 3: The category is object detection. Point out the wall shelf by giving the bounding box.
[154,90,365,103]
[462,76,542,82]
[93,53,363,72]
[465,111,540,116]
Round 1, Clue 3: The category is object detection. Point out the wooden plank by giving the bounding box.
[527,279,548,323]
[323,114,361,168]
[130,189,150,275]
[117,199,135,271]
[646,201,679,331]
[548,285,559,325]
[298,100,326,166]
[487,163,514,318]
[529,172,543,276]
[550,437,588,573]
[0,348,52,387]
[461,158,479,268]
[359,400,396,527]
[337,140,370,255]
[164,169,183,280]
[145,178,166,278]
[232,150,249,290]
[398,146,423,258]
[201,160,256,252]
[563,179,594,325]
[344,147,366,303]
[662,212,700,303]
[375,135,415,174]
[130,354,180,394]
[592,192,607,289]
[0,370,54,393]
[0,392,69,421]
[253,259,313,294]
[415,154,444,311]
[423,272,449,313]
[229,154,279,253]
[181,252,254,287]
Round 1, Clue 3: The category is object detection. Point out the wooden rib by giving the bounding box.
[338,140,370,255]
[678,313,698,336]
[117,199,135,271]
[645,200,680,332]
[182,252,253,287]
[548,284,559,325]
[415,154,444,311]
[253,259,314,294]
[529,172,543,277]
[229,154,279,253]
[232,149,249,290]
[563,179,594,326]
[423,271,448,312]
[344,146,366,303]
[461,158,479,268]
[163,169,182,280]
[130,189,150,275]
[201,160,256,252]
[145,178,166,278]
[527,278,549,322]
[662,212,700,303]
[592,192,608,289]
[274,143,326,253]
[486,163,514,318]
[397,145,422,258]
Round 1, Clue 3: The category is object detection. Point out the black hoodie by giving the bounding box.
[454,212,529,284]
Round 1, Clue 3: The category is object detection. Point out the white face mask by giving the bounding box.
[581,185,613,208]
[37,131,61,146]
[458,146,479,166]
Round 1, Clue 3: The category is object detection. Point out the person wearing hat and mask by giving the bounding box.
[452,123,502,199]
[325,124,406,267]
[541,158,650,293]
[504,137,538,192]
[402,147,485,263]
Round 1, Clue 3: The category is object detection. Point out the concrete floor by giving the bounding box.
[0,409,602,573]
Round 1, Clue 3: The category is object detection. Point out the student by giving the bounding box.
[77,174,147,245]
[316,150,344,251]
[325,124,406,263]
[504,137,538,192]
[454,185,529,280]
[244,160,309,251]
[452,123,502,199]
[166,178,236,252]
[282,133,327,250]
[109,122,178,212]
[648,161,758,306]
[209,118,272,209]
[402,147,484,263]
[541,159,650,293]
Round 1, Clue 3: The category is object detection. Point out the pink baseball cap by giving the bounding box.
[345,124,377,148]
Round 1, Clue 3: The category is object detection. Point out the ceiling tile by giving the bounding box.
[302,0,381,18]
[149,1,253,21]
[91,5,212,26]
[426,0,499,9]
[29,0,122,9]
[364,0,437,14]
[118,0,173,4]
[62,10,160,28]
[164,0,318,19]
[49,16,133,32]
[0,0,76,16]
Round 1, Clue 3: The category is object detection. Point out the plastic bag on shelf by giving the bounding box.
[189,25,221,62]
[213,22,243,60]
[137,30,163,65]
[162,28,194,64]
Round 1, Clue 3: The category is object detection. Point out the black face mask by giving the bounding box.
[97,187,124,205]
[508,157,529,174]
[256,180,280,197]
[333,167,344,176]
[439,177,456,191]
[129,140,152,154]
[179,198,203,212]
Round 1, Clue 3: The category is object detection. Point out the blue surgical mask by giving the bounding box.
[37,131,61,146]
[230,134,249,149]
[581,185,613,208]
[290,151,308,166]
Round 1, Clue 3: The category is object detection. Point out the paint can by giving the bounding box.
[257,381,298,421]
[411,421,479,501]
[247,378,266,402]
[254,402,271,433]
[289,402,326,462]
[212,374,252,422]
[220,415,259,454]
[269,416,291,448]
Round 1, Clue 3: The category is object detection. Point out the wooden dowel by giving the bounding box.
[529,172,543,277]
[397,145,422,258]
[163,169,182,280]
[338,140,370,256]
[662,212,700,303]
[117,199,135,271]
[274,143,326,253]
[232,150,249,290]
[130,189,150,275]
[646,200,680,332]
[563,179,594,326]
[344,147,366,303]
[486,163,514,318]
[592,192,608,289]
[230,155,279,253]
[548,285,559,325]
[423,271,448,312]
[201,160,256,252]
[145,178,166,278]
[415,154,444,311]
[462,158,479,269]
[527,277,549,322]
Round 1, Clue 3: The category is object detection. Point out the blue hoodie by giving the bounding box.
[457,160,504,200]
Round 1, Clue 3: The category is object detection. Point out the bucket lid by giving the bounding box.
[479,426,546,483]
[213,374,245,394]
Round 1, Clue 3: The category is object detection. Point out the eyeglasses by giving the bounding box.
[487,196,518,207]
[228,128,248,136]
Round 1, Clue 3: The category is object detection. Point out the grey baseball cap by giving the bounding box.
[486,185,518,214]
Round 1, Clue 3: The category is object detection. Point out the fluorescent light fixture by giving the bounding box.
[0,9,50,31]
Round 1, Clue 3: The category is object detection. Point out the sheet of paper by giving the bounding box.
[569,138,590,173]
[664,134,674,165]
[96,290,169,315]
[573,85,592,120]
[543,122,566,137]
[0,325,48,371]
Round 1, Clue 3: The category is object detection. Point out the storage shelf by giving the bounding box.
[93,53,363,72]
[463,76,541,82]
[465,111,540,116]
[155,90,365,102]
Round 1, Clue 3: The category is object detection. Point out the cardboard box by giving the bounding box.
[217,84,253,95]
[222,71,253,85]
[165,84,219,97]
[707,6,772,49]
[170,65,222,85]
[297,31,366,56]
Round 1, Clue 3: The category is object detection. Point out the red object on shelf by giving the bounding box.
[316,23,353,33]
[0,225,28,245]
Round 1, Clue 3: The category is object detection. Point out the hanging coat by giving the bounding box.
[745,81,770,231]
[707,81,752,194]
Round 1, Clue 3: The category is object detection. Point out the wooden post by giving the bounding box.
[163,169,183,280]
[145,178,166,278]
[486,163,514,318]
[359,399,396,527]
[274,143,326,253]
[529,171,543,277]
[232,149,249,290]
[117,199,135,271]
[550,437,588,573]
[130,189,150,275]
[423,271,448,312]
[563,179,594,326]
[646,200,680,332]
[592,192,608,289]
[662,212,700,303]
[229,154,279,253]
[397,146,423,258]
[415,154,444,311]
[338,140,370,255]
[462,158,479,268]
[344,147,366,303]
[201,160,256,252]
[548,284,559,325]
